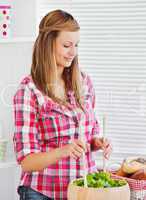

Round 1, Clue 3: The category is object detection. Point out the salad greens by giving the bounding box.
[73,172,127,188]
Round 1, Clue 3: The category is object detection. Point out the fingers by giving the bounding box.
[100,138,112,149]
[97,138,112,159]
[71,139,90,159]
[69,140,87,159]
[75,139,86,152]
[103,143,113,159]
[99,138,109,148]
[61,139,91,160]
[74,142,84,154]
[70,151,81,159]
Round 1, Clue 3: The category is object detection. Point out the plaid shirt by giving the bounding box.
[13,73,99,200]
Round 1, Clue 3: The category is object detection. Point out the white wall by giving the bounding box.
[0,1,36,199]
[0,42,34,199]
[0,42,33,158]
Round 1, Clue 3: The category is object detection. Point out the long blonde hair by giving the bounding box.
[31,9,84,110]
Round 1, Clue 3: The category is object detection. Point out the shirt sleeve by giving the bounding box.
[85,74,100,137]
[13,85,41,164]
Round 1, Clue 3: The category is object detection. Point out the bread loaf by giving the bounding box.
[116,167,128,177]
[130,169,146,180]
[122,157,146,174]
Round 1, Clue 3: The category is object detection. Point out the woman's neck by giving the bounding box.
[57,66,64,81]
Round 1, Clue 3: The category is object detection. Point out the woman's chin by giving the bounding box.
[64,62,72,67]
[57,61,72,68]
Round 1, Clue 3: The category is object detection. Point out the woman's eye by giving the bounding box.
[64,45,70,48]
[63,44,78,48]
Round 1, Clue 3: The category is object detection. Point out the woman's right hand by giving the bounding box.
[60,139,87,159]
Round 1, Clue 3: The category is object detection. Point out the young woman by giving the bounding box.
[13,9,112,200]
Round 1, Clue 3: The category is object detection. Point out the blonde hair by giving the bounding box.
[31,9,84,110]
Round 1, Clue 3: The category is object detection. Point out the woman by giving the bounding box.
[13,9,112,200]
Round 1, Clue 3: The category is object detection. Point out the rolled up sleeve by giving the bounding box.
[13,85,40,164]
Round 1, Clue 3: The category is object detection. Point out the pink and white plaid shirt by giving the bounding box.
[13,72,99,200]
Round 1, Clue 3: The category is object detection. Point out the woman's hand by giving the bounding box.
[91,137,112,159]
[60,139,89,159]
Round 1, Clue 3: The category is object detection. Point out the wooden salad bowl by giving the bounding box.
[67,177,130,200]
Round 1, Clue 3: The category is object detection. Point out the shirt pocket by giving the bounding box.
[37,109,76,146]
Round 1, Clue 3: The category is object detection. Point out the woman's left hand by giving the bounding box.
[90,137,112,159]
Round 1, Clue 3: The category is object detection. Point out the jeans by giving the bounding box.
[18,186,53,200]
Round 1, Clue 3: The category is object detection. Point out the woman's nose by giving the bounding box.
[69,47,77,57]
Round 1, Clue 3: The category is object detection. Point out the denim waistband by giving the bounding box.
[18,186,53,200]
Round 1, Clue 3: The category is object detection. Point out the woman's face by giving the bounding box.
[54,31,80,68]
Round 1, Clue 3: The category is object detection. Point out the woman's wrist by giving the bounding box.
[54,147,64,160]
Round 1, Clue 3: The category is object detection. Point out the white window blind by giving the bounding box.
[37,0,146,162]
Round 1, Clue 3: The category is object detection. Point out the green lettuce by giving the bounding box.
[73,172,127,188]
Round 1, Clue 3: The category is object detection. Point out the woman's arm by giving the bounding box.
[21,139,86,172]
[21,149,61,172]
[13,83,87,172]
